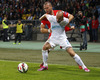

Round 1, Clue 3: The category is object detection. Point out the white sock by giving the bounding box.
[42,50,48,67]
[73,54,86,69]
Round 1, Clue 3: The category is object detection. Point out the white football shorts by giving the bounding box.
[46,38,72,50]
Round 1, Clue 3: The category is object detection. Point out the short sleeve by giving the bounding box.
[63,11,70,18]
[41,20,47,26]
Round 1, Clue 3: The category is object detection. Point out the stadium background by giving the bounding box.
[0,0,100,80]
[0,0,100,41]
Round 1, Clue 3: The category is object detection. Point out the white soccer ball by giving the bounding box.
[18,62,28,73]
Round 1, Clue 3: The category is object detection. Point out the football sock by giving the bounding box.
[42,50,48,67]
[73,54,86,69]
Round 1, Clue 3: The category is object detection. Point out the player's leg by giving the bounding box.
[38,42,51,71]
[39,41,54,67]
[18,33,22,44]
[5,29,8,41]
[38,38,56,71]
[43,42,51,66]
[14,33,18,44]
[66,47,90,72]
[82,31,87,50]
[3,29,6,41]
[39,49,50,67]
[60,39,90,72]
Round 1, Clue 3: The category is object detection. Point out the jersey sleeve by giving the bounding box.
[63,11,70,18]
[41,20,47,26]
[65,26,72,32]
[41,15,52,25]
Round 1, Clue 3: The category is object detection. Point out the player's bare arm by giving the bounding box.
[40,23,51,33]
[40,14,52,33]
[39,14,47,21]
[68,14,74,23]
[66,24,75,30]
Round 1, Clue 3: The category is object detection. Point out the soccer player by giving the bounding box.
[13,19,24,44]
[38,11,90,72]
[39,1,74,67]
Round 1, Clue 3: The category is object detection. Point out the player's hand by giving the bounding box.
[48,28,52,33]
[70,26,75,29]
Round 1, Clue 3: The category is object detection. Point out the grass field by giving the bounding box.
[0,48,100,80]
[0,60,100,80]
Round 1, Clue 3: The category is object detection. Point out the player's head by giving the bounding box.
[43,1,52,14]
[18,19,21,24]
[78,11,83,17]
[56,11,64,23]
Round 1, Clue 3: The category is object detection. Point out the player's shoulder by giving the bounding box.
[42,17,48,21]
[53,10,61,15]
[53,10,61,12]
[53,10,69,14]
[41,18,50,25]
[47,15,56,21]
[63,11,70,18]
[62,11,69,15]
[41,18,49,23]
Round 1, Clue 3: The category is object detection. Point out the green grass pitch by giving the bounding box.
[0,60,100,80]
[0,48,100,80]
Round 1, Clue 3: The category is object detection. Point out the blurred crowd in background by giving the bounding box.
[0,0,100,42]
[0,0,99,20]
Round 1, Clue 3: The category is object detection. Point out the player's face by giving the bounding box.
[43,4,52,14]
[18,20,21,24]
[79,12,82,17]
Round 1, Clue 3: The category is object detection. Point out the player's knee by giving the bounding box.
[45,45,50,50]
[43,45,49,50]
[69,53,75,57]
[67,47,75,57]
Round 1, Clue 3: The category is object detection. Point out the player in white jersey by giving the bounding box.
[45,14,71,50]
[38,11,90,72]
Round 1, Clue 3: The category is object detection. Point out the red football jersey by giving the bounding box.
[92,19,99,29]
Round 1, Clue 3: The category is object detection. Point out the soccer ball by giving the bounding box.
[18,62,28,73]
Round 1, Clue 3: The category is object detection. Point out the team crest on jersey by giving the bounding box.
[64,12,67,15]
